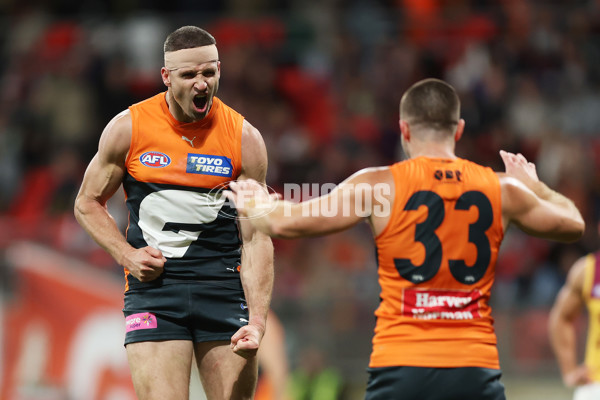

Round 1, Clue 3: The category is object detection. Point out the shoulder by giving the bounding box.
[98,110,132,163]
[344,166,393,185]
[339,166,395,205]
[497,173,524,192]
[213,97,244,129]
[240,120,268,182]
[497,173,536,209]
[215,97,241,115]
[566,254,590,294]
[459,159,499,183]
[130,92,165,109]
[241,119,263,146]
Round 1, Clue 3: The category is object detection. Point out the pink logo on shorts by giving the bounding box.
[126,312,157,332]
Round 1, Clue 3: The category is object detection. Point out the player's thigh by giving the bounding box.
[194,341,258,400]
[126,340,194,400]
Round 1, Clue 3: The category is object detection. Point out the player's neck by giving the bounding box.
[165,90,186,122]
[164,90,200,123]
[406,141,457,160]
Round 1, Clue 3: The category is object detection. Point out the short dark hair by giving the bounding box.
[400,78,460,134]
[164,26,216,53]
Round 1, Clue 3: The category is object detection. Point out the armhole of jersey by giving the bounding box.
[582,253,597,300]
[124,106,137,168]
[374,164,399,240]
[235,116,244,179]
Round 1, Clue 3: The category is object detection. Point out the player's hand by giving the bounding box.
[224,179,279,218]
[499,150,540,189]
[121,246,166,282]
[563,365,593,387]
[230,323,264,359]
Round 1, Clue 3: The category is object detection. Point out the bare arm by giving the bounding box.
[548,256,592,387]
[499,150,584,242]
[74,111,166,281]
[226,167,393,239]
[257,310,291,400]
[230,120,274,357]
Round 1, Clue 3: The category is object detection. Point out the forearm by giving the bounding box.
[245,199,355,239]
[245,200,300,238]
[74,195,132,265]
[240,232,274,331]
[549,318,579,379]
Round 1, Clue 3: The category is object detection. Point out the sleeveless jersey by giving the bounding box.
[123,93,243,290]
[371,156,504,369]
[582,252,600,382]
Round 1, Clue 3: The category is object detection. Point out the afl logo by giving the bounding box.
[140,151,171,168]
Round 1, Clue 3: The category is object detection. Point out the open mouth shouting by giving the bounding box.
[193,94,209,113]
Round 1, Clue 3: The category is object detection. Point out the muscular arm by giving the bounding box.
[227,167,393,239]
[499,151,584,242]
[74,111,166,281]
[230,120,274,357]
[548,256,591,387]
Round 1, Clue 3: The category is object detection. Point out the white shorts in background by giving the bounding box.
[573,382,600,400]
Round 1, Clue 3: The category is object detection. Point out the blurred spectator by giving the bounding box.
[7,145,84,228]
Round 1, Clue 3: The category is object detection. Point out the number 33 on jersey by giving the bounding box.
[371,156,504,370]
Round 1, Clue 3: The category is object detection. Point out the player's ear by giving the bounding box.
[454,119,465,142]
[399,119,410,142]
[161,67,171,87]
[215,61,222,80]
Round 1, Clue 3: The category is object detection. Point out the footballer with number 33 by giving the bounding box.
[225,79,585,400]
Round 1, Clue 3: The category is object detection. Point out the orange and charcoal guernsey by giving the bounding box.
[371,156,504,369]
[123,93,243,291]
[582,252,600,382]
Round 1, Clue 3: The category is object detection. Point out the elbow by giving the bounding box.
[558,232,583,244]
[269,223,293,239]
[564,218,586,243]
[549,216,586,243]
[547,307,559,332]
[269,221,303,239]
[548,309,573,338]
[73,194,99,224]
[574,220,586,240]
[73,194,85,221]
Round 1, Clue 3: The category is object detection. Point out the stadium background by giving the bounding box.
[1,0,599,399]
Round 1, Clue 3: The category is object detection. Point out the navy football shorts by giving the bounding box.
[122,279,248,345]
[365,366,506,400]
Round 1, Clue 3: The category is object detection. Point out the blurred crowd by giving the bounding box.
[1,0,600,395]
